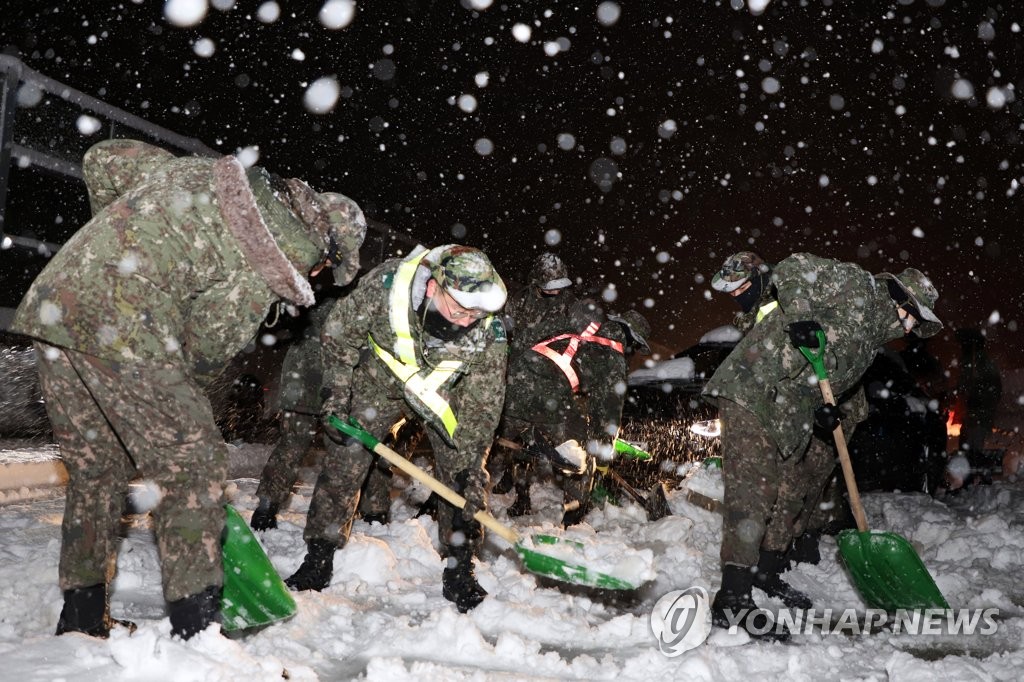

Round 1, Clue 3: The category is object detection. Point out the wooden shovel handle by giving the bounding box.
[370,442,520,545]
[817,378,870,533]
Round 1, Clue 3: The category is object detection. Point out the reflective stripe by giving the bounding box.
[368,335,460,439]
[531,321,624,392]
[755,300,779,324]
[390,251,427,363]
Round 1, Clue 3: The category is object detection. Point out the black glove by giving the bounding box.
[454,468,489,523]
[814,404,841,432]
[322,412,358,446]
[786,320,824,349]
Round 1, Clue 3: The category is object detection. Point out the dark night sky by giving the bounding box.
[2,0,1022,371]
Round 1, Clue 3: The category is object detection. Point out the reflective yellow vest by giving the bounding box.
[368,249,463,440]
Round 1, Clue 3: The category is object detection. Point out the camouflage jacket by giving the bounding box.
[504,290,626,442]
[502,286,580,423]
[703,252,905,458]
[12,140,329,387]
[274,297,336,414]
[320,255,508,466]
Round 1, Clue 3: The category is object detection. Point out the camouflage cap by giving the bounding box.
[283,179,367,286]
[529,252,572,290]
[876,268,942,338]
[711,251,768,293]
[433,245,507,312]
[608,309,652,353]
[316,191,367,286]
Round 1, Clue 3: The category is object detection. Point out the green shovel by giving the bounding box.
[221,504,297,631]
[328,415,649,591]
[799,332,949,611]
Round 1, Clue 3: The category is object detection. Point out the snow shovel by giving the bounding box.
[328,415,646,590]
[799,334,949,611]
[220,504,297,631]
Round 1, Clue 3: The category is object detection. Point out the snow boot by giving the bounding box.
[416,492,439,519]
[442,547,488,613]
[442,503,488,613]
[712,564,789,642]
[55,583,135,638]
[250,498,279,532]
[168,585,222,640]
[787,530,822,566]
[285,539,336,592]
[755,549,812,609]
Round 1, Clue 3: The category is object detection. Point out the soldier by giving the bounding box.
[285,244,508,614]
[11,139,366,640]
[711,251,778,335]
[497,253,631,525]
[703,253,941,640]
[711,251,853,566]
[251,293,392,531]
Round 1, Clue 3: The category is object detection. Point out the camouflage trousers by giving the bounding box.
[255,410,318,507]
[305,363,477,550]
[256,409,391,515]
[35,344,226,603]
[719,399,837,567]
[496,412,594,511]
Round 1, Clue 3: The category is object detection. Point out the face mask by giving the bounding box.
[733,275,764,313]
[423,299,475,341]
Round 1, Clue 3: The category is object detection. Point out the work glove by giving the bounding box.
[454,468,489,523]
[813,404,842,433]
[321,401,358,446]
[785,320,825,349]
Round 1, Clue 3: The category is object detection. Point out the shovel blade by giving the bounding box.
[514,534,642,590]
[221,505,297,632]
[837,529,949,611]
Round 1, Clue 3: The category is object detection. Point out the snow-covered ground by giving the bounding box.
[2,443,1024,681]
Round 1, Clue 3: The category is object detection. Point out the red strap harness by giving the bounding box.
[530,321,624,391]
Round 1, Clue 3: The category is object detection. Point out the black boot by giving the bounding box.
[755,549,812,609]
[168,585,222,640]
[442,534,488,613]
[712,564,789,642]
[506,480,532,517]
[787,531,821,566]
[492,465,516,495]
[361,511,390,525]
[250,499,279,531]
[55,584,110,638]
[285,539,336,592]
[442,490,488,613]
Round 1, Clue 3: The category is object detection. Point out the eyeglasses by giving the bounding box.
[441,289,489,320]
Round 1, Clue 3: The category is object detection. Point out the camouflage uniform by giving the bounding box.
[305,246,508,560]
[704,253,938,567]
[499,285,627,520]
[254,298,334,510]
[712,251,850,549]
[11,139,365,632]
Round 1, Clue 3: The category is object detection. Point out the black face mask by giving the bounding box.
[733,275,764,313]
[422,299,475,341]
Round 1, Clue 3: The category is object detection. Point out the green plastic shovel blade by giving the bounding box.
[221,505,297,631]
[837,529,949,611]
[514,534,639,590]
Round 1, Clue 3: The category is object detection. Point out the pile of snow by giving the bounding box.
[2,441,1024,679]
